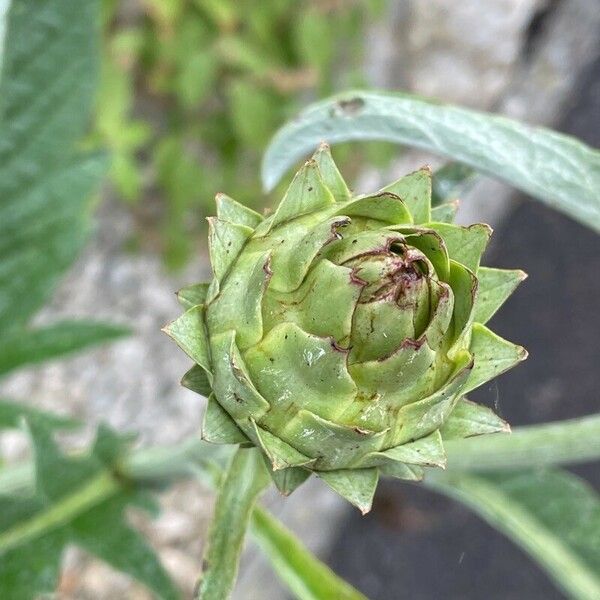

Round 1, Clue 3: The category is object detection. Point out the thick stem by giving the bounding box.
[195,447,269,600]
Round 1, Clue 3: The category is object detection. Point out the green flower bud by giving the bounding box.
[167,144,527,512]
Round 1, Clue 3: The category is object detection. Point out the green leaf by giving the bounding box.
[0,423,179,600]
[0,0,107,334]
[474,267,527,324]
[0,399,79,431]
[196,447,269,599]
[0,321,128,378]
[430,470,600,600]
[250,506,368,600]
[262,90,600,232]
[227,79,276,148]
[318,468,378,515]
[445,413,600,471]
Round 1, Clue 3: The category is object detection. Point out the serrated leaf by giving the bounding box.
[464,323,528,394]
[318,468,378,515]
[0,422,179,600]
[250,506,368,600]
[0,0,107,335]
[474,267,527,324]
[0,321,128,378]
[430,470,600,600]
[262,90,600,233]
[197,447,269,599]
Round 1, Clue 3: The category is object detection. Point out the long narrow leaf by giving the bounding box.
[429,470,600,600]
[251,506,367,600]
[444,413,600,471]
[0,321,129,378]
[196,447,269,600]
[262,90,600,232]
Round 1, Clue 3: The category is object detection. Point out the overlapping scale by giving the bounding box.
[166,144,528,511]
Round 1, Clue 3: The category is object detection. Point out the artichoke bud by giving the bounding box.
[167,144,527,513]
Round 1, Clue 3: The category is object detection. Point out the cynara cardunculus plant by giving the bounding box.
[167,144,526,512]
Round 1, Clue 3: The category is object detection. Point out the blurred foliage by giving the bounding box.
[96,0,388,268]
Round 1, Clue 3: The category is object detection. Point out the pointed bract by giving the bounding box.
[381,167,432,224]
[181,364,212,396]
[319,468,379,514]
[216,193,262,228]
[264,461,311,496]
[207,251,272,350]
[207,217,253,283]
[429,222,492,272]
[474,267,527,324]
[464,323,528,394]
[202,394,247,444]
[177,282,209,310]
[440,397,510,439]
[163,305,211,374]
[257,160,335,235]
[430,199,459,223]
[369,430,446,468]
[252,420,315,470]
[378,462,424,481]
[335,192,412,225]
[312,143,351,202]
